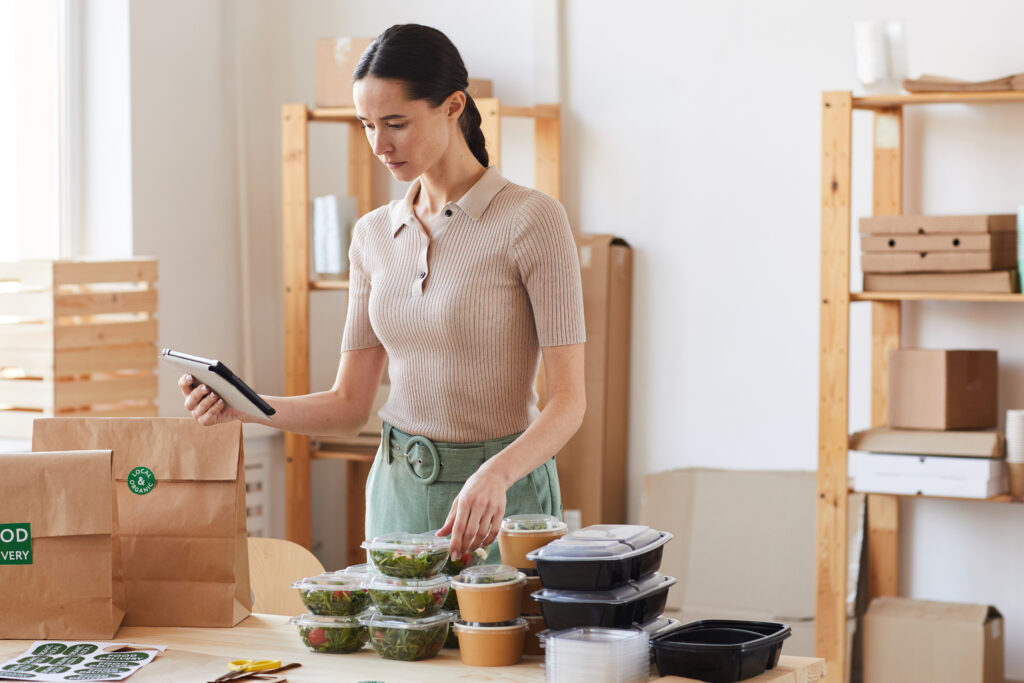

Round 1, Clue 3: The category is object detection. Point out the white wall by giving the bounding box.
[115,0,1024,673]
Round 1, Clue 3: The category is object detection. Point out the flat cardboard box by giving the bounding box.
[889,349,998,430]
[850,427,1004,458]
[557,235,631,527]
[861,250,1017,273]
[860,214,1017,235]
[641,468,865,662]
[861,232,1016,252]
[853,472,1006,498]
[851,451,1006,479]
[864,597,1004,683]
[862,270,1018,293]
[314,38,374,107]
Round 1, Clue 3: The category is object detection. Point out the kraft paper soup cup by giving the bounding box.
[454,618,528,667]
[452,565,526,624]
[497,514,567,569]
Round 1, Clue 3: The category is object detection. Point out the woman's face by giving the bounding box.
[353,76,461,183]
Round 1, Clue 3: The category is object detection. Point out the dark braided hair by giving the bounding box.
[353,24,488,168]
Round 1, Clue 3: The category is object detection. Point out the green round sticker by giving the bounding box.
[127,466,156,495]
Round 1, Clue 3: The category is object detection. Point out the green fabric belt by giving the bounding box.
[382,422,521,485]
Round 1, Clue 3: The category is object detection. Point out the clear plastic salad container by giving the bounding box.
[361,532,451,579]
[367,573,450,617]
[289,612,369,654]
[290,573,370,616]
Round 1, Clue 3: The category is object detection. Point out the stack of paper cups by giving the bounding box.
[1005,410,1024,497]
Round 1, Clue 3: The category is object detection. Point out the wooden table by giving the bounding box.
[0,614,826,682]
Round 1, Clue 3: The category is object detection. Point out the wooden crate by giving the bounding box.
[0,259,159,439]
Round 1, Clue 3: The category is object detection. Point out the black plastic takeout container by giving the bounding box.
[525,524,673,590]
[531,573,676,630]
[650,620,792,682]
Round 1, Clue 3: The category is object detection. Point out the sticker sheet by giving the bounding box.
[0,642,166,681]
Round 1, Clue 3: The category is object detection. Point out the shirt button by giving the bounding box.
[419,272,426,279]
[444,209,452,217]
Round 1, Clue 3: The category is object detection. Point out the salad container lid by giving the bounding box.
[341,563,372,575]
[541,626,647,644]
[531,573,677,605]
[500,514,567,533]
[361,531,451,554]
[566,524,662,548]
[368,573,451,591]
[454,617,528,632]
[528,538,634,560]
[455,564,523,585]
[291,572,364,592]
[289,612,368,628]
[360,610,454,630]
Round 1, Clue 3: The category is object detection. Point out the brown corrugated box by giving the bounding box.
[861,250,1016,273]
[864,597,1004,683]
[556,235,631,527]
[889,349,998,430]
[641,467,865,667]
[861,233,1017,252]
[860,214,1017,234]
[850,427,1004,458]
[863,270,1018,293]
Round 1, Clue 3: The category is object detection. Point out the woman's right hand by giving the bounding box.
[178,374,244,426]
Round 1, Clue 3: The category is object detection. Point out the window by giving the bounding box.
[0,0,68,261]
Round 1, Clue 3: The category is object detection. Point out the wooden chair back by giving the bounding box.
[247,537,325,616]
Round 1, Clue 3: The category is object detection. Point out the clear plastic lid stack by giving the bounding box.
[542,627,649,683]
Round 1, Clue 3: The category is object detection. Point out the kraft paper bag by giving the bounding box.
[32,418,252,627]
[0,450,126,638]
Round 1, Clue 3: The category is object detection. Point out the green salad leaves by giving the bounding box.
[368,623,448,661]
[299,624,368,654]
[369,584,448,617]
[300,586,371,616]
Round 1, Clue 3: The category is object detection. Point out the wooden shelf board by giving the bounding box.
[312,450,375,463]
[853,489,1020,504]
[309,104,558,122]
[851,291,1024,303]
[853,91,1024,109]
[310,279,350,291]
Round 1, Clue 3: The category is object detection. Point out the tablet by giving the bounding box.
[160,349,276,419]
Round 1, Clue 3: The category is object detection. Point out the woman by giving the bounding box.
[180,24,585,562]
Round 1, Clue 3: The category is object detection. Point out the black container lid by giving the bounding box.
[532,573,677,605]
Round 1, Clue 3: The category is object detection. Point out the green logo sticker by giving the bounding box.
[63,645,97,657]
[31,644,65,656]
[94,653,148,662]
[0,523,31,565]
[127,466,156,495]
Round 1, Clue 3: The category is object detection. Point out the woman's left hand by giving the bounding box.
[437,464,510,557]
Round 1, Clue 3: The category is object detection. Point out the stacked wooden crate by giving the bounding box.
[860,214,1018,292]
[0,259,159,439]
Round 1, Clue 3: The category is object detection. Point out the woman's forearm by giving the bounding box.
[241,390,371,438]
[480,390,586,488]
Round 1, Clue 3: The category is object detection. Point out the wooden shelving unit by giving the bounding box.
[817,90,1024,676]
[282,99,562,563]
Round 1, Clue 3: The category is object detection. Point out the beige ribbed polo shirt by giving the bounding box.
[341,166,586,443]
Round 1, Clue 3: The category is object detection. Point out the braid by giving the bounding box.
[459,93,489,168]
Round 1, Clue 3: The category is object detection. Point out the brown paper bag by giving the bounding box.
[0,450,126,638]
[32,417,252,627]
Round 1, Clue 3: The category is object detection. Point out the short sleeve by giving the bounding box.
[510,193,586,347]
[341,219,382,351]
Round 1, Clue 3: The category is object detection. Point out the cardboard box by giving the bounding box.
[864,597,1004,683]
[315,37,374,107]
[850,427,1004,458]
[556,235,631,528]
[641,468,865,663]
[467,78,493,98]
[889,349,998,430]
[860,214,1017,235]
[850,451,1008,498]
[861,250,1017,273]
[863,270,1019,293]
[861,232,1017,252]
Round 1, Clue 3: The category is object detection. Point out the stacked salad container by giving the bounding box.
[497,513,569,655]
[526,524,677,679]
[288,564,373,654]
[358,532,456,661]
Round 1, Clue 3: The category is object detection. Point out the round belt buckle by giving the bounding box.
[403,436,441,485]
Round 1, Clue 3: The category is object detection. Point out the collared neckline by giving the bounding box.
[389,166,509,237]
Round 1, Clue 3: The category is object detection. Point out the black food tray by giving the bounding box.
[531,536,668,590]
[532,580,672,630]
[650,620,792,683]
